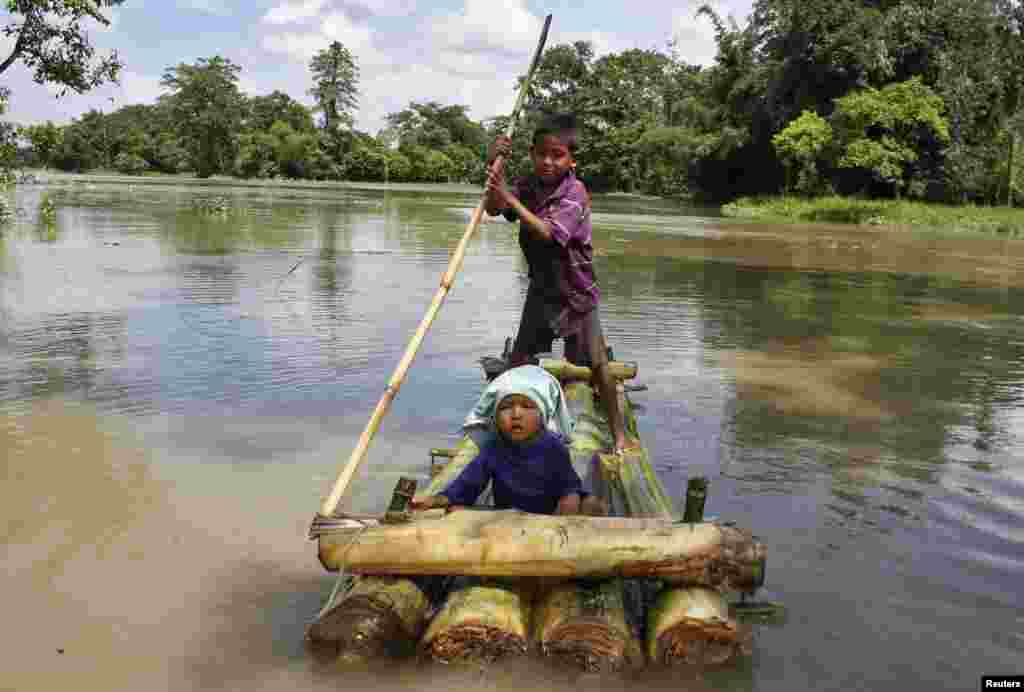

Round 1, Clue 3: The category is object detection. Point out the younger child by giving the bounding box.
[411,365,604,516]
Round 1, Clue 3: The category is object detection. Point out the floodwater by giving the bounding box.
[2,177,1022,691]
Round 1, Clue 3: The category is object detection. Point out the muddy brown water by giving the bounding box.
[2,178,1021,691]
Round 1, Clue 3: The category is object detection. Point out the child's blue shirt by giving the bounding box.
[440,430,582,514]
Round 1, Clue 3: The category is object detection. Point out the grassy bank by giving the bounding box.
[722,195,1024,236]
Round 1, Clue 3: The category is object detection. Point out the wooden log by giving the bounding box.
[532,578,643,672]
[540,358,638,382]
[318,509,765,589]
[646,586,752,666]
[304,575,431,664]
[420,577,536,664]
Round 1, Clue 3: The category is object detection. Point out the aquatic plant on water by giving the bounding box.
[39,194,57,224]
[190,195,232,215]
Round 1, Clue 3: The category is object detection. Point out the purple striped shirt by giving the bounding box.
[506,171,600,336]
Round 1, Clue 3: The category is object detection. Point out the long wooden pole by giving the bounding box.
[317,14,553,519]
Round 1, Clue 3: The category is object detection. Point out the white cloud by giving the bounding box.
[179,0,231,16]
[344,0,417,18]
[428,0,541,57]
[261,9,389,77]
[670,0,752,66]
[359,62,516,134]
[262,0,328,24]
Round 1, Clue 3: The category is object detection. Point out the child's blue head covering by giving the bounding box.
[463,365,575,440]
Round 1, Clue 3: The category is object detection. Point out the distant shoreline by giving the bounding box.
[15,169,487,196]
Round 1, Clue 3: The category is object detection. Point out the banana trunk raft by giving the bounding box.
[306,358,767,669]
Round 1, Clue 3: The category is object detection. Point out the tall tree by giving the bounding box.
[160,56,243,178]
[20,121,62,168]
[308,41,359,132]
[245,91,315,133]
[0,0,125,95]
[385,102,484,150]
[832,78,950,198]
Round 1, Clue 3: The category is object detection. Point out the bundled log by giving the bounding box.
[305,575,431,664]
[532,578,643,672]
[420,577,536,664]
[318,510,765,588]
[539,358,638,382]
[646,586,752,666]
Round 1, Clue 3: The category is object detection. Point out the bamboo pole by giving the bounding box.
[316,14,553,520]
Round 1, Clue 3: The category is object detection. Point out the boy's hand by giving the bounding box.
[487,135,512,165]
[486,166,515,209]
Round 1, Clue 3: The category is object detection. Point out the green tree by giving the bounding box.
[160,56,244,178]
[20,121,62,168]
[833,78,950,198]
[525,41,594,113]
[442,143,481,183]
[308,41,359,131]
[233,131,278,179]
[245,91,315,133]
[0,94,16,175]
[269,120,320,179]
[384,148,411,182]
[113,151,148,175]
[0,0,125,95]
[772,110,834,195]
[51,123,98,172]
[635,125,714,196]
[345,137,387,181]
[386,102,486,151]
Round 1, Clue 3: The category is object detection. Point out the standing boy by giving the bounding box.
[483,113,635,455]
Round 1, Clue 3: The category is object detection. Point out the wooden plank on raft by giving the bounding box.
[317,510,766,590]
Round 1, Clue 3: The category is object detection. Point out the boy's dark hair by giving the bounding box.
[533,113,578,153]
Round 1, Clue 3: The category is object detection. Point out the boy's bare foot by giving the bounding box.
[611,436,641,455]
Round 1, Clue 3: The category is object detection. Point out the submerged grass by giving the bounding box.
[722,195,1024,236]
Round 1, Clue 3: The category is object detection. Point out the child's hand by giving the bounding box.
[487,135,512,164]
[409,495,445,511]
[486,166,514,208]
[555,493,582,515]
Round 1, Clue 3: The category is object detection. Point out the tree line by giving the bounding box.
[3,0,1024,203]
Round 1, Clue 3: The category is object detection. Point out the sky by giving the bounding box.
[0,0,754,136]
